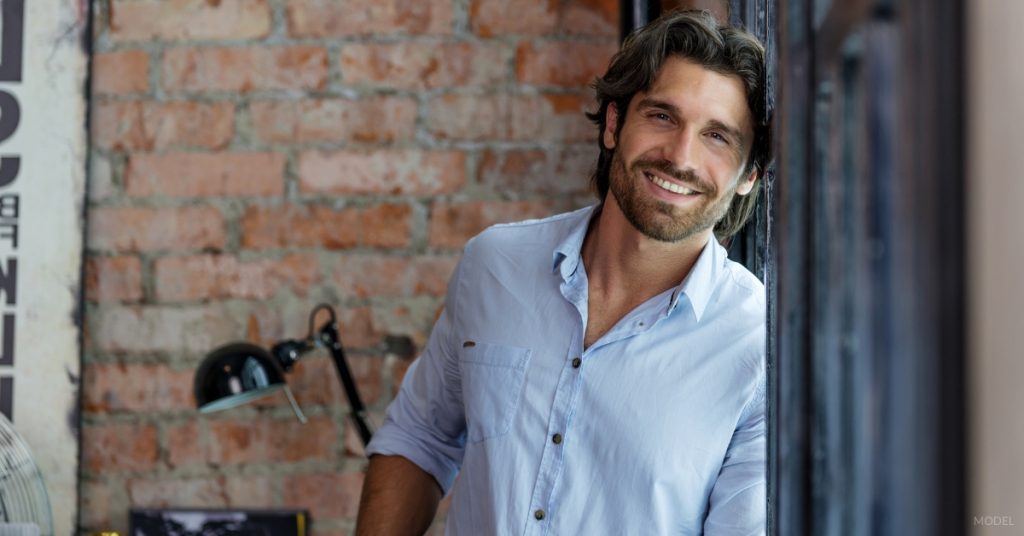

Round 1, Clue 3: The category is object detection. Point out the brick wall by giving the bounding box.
[81,0,618,533]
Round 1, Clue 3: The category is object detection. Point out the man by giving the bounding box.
[357,9,769,535]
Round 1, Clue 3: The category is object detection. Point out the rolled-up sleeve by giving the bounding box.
[703,368,767,535]
[365,259,468,494]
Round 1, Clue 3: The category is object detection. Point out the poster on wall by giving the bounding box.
[0,0,88,533]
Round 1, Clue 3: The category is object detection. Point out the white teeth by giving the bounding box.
[645,173,696,195]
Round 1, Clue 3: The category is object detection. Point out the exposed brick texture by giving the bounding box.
[340,42,507,89]
[516,40,619,86]
[125,152,285,198]
[240,202,413,250]
[81,423,159,473]
[92,50,150,95]
[85,255,144,303]
[153,253,320,301]
[109,0,272,42]
[298,150,466,196]
[250,97,418,143]
[286,0,455,37]
[162,46,329,93]
[429,200,559,248]
[425,93,594,142]
[87,206,225,253]
[84,0,623,531]
[282,471,365,519]
[83,363,195,413]
[93,101,235,151]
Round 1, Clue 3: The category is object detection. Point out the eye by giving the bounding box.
[707,131,730,144]
[648,112,672,123]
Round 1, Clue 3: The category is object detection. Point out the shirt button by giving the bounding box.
[552,433,563,444]
[534,509,546,520]
[572,357,582,368]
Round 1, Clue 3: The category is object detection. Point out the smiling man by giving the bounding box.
[357,10,770,535]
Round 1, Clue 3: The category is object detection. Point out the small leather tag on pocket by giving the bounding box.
[463,340,476,348]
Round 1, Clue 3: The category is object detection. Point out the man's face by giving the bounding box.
[603,56,757,243]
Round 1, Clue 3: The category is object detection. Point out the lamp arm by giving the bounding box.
[318,320,374,447]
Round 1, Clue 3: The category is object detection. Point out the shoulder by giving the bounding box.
[462,206,591,260]
[717,258,766,319]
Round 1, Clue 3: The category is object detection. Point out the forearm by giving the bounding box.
[356,454,444,536]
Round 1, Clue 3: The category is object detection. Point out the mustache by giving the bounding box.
[630,159,715,194]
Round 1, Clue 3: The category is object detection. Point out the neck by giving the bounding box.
[582,197,710,301]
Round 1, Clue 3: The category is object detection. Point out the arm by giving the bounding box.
[355,454,443,536]
[356,258,469,532]
[703,371,767,536]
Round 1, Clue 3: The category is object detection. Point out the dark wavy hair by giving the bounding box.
[586,9,771,240]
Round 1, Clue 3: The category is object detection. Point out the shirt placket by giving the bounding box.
[521,270,588,535]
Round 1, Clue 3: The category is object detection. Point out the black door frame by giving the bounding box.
[771,0,966,534]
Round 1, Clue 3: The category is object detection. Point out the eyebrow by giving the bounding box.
[635,97,746,143]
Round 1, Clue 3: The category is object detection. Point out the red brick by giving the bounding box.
[337,306,385,349]
[79,480,113,530]
[516,40,617,86]
[93,49,150,94]
[478,146,595,194]
[82,423,158,473]
[340,42,506,89]
[429,200,556,248]
[166,420,203,469]
[93,101,234,151]
[109,0,271,42]
[425,93,594,142]
[330,254,456,298]
[128,476,274,507]
[370,300,444,348]
[90,305,238,354]
[469,0,557,37]
[298,150,465,196]
[241,203,411,250]
[206,415,336,464]
[162,46,328,93]
[85,255,143,303]
[250,97,416,144]
[83,363,194,413]
[88,206,225,252]
[125,152,284,198]
[283,471,364,519]
[560,0,618,36]
[287,0,453,37]
[154,253,320,302]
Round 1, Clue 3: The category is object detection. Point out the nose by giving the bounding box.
[662,128,702,172]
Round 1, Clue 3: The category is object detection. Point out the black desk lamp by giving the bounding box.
[193,303,374,447]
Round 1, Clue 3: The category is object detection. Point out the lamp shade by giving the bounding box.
[194,342,288,414]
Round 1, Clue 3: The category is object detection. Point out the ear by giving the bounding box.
[603,103,619,150]
[735,166,759,196]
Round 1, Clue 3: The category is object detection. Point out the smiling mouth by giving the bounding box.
[644,172,700,195]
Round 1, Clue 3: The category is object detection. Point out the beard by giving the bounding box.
[607,150,739,243]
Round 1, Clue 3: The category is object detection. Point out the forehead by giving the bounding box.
[634,55,754,135]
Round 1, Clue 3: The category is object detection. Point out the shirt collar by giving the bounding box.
[551,205,600,281]
[669,236,724,323]
[551,204,724,323]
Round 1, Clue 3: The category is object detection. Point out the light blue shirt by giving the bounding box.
[366,205,766,535]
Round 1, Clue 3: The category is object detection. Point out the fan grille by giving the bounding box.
[0,413,52,535]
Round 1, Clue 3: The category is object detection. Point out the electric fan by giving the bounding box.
[0,412,52,536]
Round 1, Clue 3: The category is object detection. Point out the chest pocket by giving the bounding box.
[459,341,531,443]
